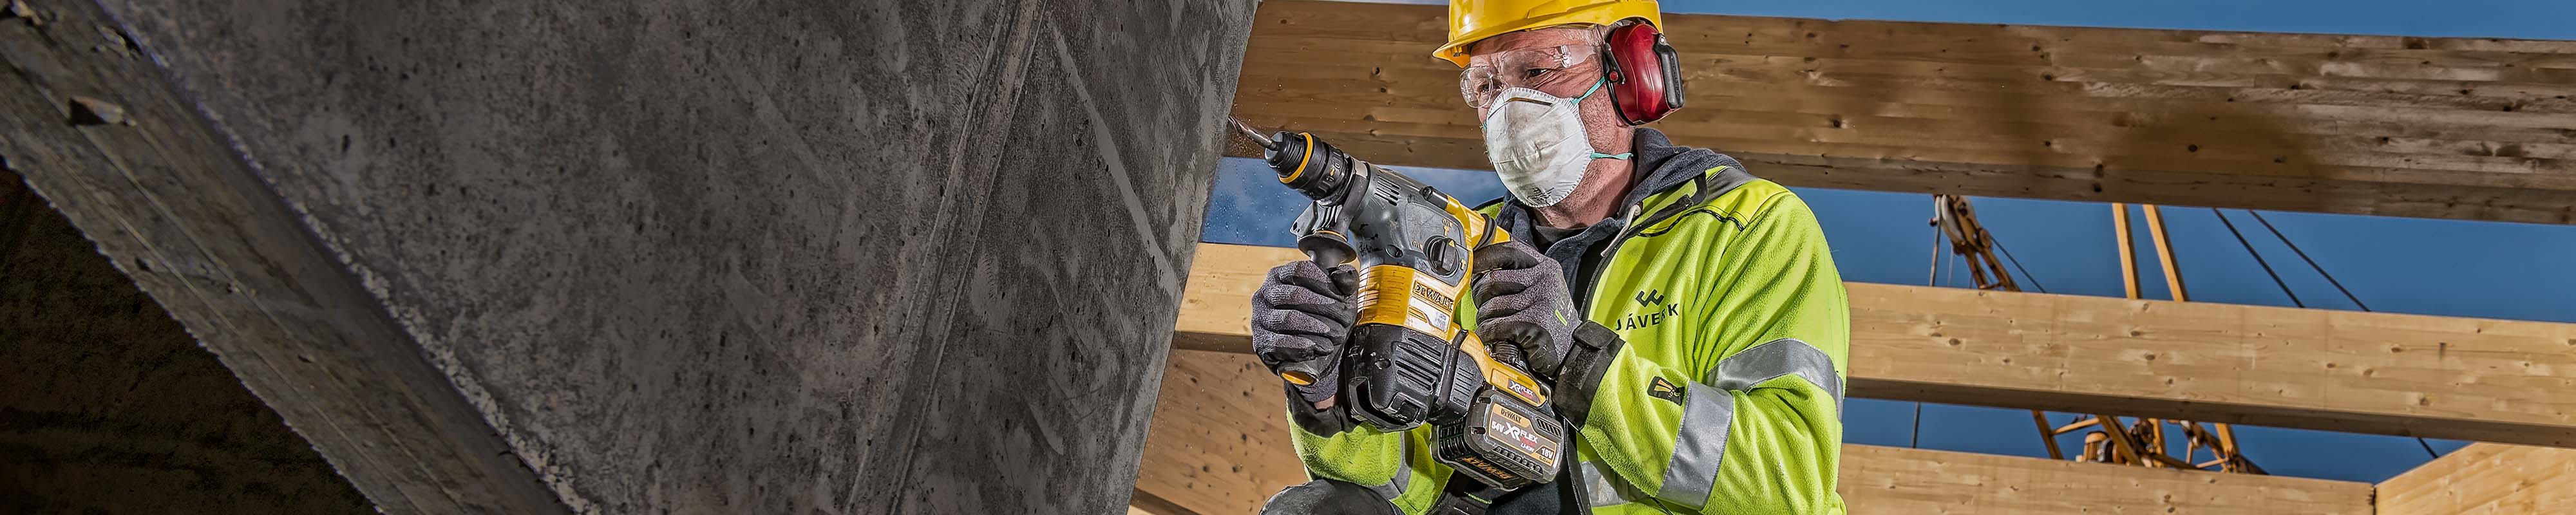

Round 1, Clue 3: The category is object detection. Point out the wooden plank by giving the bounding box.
[2378,443,2576,514]
[1136,347,1311,515]
[1840,445,2368,514]
[1128,488,1200,515]
[1231,0,2576,225]
[1139,349,2373,514]
[1180,243,2576,447]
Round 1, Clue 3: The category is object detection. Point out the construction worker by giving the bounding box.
[1250,1,1850,513]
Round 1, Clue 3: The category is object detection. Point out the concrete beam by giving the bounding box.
[1140,349,2374,514]
[1182,243,2576,447]
[0,1,564,510]
[1232,0,2576,225]
[2,0,1253,512]
[0,169,369,512]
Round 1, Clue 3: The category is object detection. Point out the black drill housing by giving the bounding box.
[1267,131,1484,431]
[1258,128,1563,491]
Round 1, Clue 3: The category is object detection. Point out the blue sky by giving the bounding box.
[1204,0,2576,483]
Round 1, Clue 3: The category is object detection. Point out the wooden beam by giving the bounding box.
[1137,346,1311,515]
[1128,488,1198,515]
[1180,243,2576,447]
[1139,349,2372,514]
[1231,0,2576,225]
[2378,443,2576,514]
[1839,445,2367,514]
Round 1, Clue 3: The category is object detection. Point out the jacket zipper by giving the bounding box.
[1575,201,1649,317]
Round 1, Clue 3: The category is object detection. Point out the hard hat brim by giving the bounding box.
[1437,3,1661,68]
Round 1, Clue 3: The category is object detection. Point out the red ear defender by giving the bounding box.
[1602,22,1685,126]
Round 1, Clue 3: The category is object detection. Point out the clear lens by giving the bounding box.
[1461,66,1499,108]
[1459,44,1596,108]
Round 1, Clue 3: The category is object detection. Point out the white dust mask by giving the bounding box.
[1481,78,1631,207]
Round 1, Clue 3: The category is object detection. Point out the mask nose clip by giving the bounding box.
[1481,95,1555,125]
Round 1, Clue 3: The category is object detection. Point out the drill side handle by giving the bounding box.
[1274,250,1356,384]
[1278,207,1359,386]
[1273,248,1356,386]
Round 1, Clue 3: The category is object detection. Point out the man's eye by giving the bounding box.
[1524,68,1553,79]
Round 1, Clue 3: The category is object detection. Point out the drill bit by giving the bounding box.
[1228,117,1278,151]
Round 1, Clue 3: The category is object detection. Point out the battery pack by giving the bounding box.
[1434,389,1566,490]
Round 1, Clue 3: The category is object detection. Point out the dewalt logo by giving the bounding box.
[1412,283,1456,312]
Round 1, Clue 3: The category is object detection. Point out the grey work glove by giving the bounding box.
[1259,480,1401,515]
[1251,260,1359,406]
[1472,240,1578,380]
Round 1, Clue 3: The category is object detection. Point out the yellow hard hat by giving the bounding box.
[1437,1,1662,68]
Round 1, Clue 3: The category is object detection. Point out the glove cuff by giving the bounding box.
[1285,383,1354,436]
[1549,321,1624,427]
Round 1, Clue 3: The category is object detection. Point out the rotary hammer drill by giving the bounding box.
[1231,118,1566,491]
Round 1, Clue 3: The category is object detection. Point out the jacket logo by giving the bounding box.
[1647,377,1685,406]
[1617,290,1680,331]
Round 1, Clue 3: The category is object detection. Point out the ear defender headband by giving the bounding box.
[1601,21,1684,126]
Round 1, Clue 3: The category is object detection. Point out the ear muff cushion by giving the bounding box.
[1604,23,1681,125]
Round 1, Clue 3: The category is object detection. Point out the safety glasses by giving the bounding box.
[1460,44,1599,109]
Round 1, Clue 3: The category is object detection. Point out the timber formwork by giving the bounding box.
[1231,0,2576,225]
[1144,243,2576,514]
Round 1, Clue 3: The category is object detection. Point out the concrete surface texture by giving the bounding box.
[1,0,1253,512]
[0,169,371,514]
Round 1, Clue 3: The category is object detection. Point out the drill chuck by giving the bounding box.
[1264,131,1357,201]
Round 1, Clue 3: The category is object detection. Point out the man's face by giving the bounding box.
[1463,27,1607,120]
[1461,26,1633,171]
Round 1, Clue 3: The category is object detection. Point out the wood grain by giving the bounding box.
[1181,243,2576,447]
[1841,445,2369,514]
[1232,0,2576,224]
[1139,349,2373,514]
[1136,349,1311,515]
[2377,443,2576,514]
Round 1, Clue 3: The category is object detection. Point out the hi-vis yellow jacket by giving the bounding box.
[1289,129,1852,514]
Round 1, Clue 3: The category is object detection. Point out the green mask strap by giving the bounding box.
[1573,77,1608,102]
[1575,79,1632,160]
